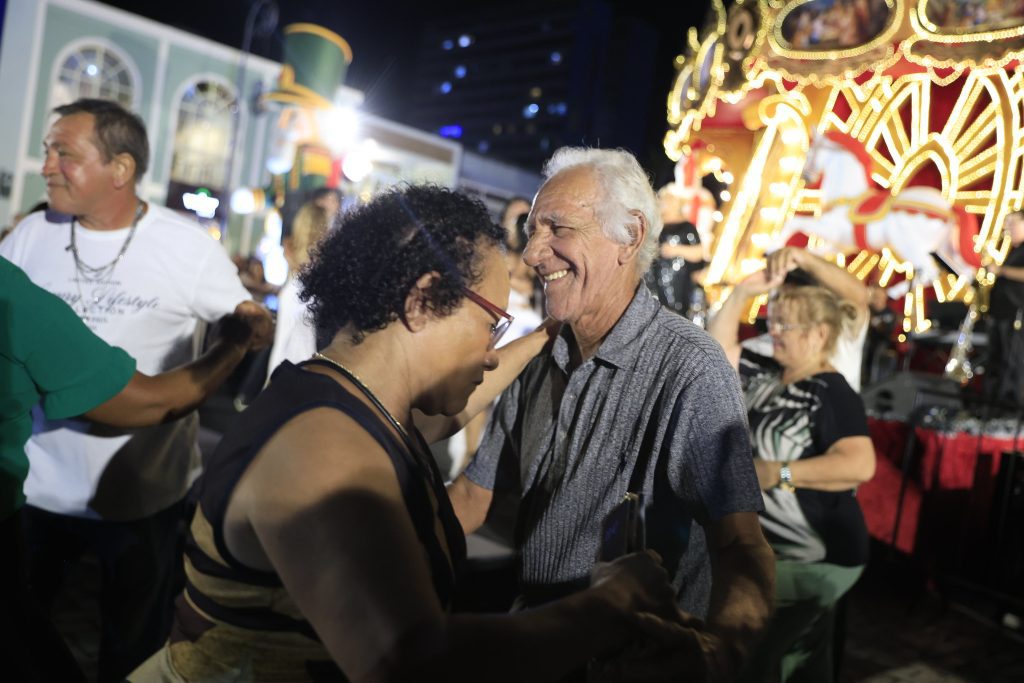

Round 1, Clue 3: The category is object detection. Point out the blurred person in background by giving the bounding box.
[267,200,332,374]
[986,210,1024,407]
[710,270,876,683]
[645,220,707,322]
[742,247,869,392]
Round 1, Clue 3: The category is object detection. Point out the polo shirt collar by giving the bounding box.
[551,283,661,371]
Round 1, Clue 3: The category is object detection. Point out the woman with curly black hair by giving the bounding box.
[131,185,681,683]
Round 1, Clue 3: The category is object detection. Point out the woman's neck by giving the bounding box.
[781,355,833,385]
[317,331,416,428]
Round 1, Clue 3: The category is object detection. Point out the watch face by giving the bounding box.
[779,465,795,492]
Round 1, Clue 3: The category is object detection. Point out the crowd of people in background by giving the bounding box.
[3,94,1024,683]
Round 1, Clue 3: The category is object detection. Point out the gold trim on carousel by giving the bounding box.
[905,1,1024,70]
[768,0,903,61]
[720,0,770,95]
[284,23,354,63]
[912,0,1024,42]
[903,39,1024,71]
[765,50,902,88]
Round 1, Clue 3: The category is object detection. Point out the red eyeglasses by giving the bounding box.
[463,288,514,349]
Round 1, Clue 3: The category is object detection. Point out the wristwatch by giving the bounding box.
[778,464,795,492]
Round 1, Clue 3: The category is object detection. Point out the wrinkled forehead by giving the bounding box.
[530,168,601,220]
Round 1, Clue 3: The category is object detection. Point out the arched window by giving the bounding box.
[169,79,236,190]
[51,42,136,109]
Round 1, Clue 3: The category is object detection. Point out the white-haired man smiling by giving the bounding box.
[448,147,774,679]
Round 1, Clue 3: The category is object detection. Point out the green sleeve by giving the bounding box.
[6,260,136,419]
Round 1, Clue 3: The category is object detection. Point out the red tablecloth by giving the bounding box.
[859,418,1017,556]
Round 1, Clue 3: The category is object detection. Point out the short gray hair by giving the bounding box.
[542,147,662,274]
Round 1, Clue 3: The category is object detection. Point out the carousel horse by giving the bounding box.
[771,131,980,291]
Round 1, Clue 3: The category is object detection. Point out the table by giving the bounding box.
[859,417,1022,561]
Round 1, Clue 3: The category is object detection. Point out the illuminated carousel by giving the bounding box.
[666,0,1024,590]
[666,0,1023,344]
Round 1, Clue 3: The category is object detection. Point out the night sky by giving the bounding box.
[97,0,711,173]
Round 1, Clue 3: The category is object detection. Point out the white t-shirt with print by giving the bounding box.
[0,205,250,520]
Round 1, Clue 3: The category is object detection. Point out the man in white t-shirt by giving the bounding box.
[0,98,272,682]
[740,247,869,391]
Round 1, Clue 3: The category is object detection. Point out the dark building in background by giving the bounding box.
[408,0,660,173]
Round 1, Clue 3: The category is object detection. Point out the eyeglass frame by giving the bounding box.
[462,287,514,349]
[765,319,811,334]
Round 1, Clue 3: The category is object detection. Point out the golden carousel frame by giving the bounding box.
[666,0,1024,338]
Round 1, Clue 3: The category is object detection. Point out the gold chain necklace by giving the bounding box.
[312,352,411,441]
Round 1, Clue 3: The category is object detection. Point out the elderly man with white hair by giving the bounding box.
[448,147,774,679]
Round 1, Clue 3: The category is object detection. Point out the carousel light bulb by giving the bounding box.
[722,171,734,184]
[780,157,803,173]
[781,128,803,146]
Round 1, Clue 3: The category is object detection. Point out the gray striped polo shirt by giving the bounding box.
[465,284,763,617]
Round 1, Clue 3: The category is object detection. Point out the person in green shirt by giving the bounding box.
[0,255,271,682]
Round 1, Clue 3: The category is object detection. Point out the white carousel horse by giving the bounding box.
[771,131,980,290]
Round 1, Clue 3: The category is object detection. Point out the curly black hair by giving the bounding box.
[299,185,505,343]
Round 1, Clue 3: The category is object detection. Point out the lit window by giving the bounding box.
[522,103,539,119]
[439,81,453,94]
[529,86,542,98]
[52,43,135,109]
[169,79,236,189]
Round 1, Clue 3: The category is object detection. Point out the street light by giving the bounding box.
[221,0,279,240]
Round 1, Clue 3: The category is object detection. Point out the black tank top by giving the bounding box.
[167,360,466,680]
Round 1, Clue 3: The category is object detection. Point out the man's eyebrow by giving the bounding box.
[535,211,566,225]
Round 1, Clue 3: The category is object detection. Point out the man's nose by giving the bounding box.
[522,232,547,268]
[41,152,56,176]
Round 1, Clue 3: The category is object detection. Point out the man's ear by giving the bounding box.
[617,211,648,265]
[110,153,137,190]
[403,271,441,332]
